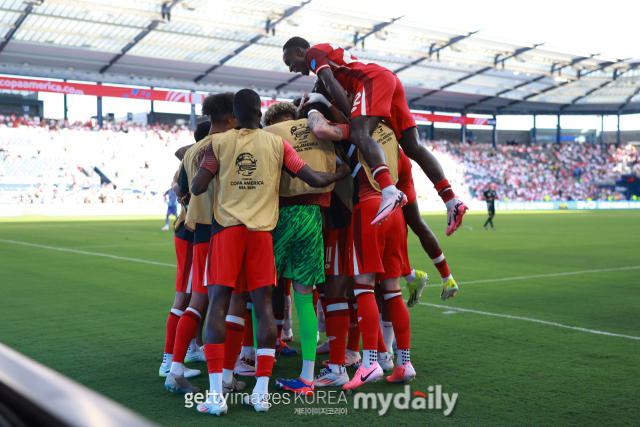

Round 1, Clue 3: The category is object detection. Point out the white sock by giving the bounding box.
[170,361,184,376]
[253,376,269,397]
[188,338,197,353]
[241,346,255,357]
[162,353,173,368]
[398,349,411,366]
[346,349,359,358]
[363,350,377,369]
[301,360,315,382]
[222,368,233,385]
[445,198,458,210]
[208,373,223,403]
[382,321,394,355]
[404,269,417,283]
[381,184,398,197]
[442,274,453,284]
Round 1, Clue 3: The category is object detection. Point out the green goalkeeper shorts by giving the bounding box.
[273,204,324,287]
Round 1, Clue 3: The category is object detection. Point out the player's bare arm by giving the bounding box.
[296,163,350,188]
[308,111,344,141]
[190,167,214,196]
[174,144,194,160]
[317,68,352,118]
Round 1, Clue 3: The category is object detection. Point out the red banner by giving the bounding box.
[411,112,495,126]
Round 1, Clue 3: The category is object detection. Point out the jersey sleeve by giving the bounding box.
[281,138,307,176]
[178,162,189,194]
[306,46,331,75]
[335,123,350,141]
[199,141,219,176]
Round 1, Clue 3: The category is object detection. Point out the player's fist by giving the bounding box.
[336,163,351,178]
[304,92,331,107]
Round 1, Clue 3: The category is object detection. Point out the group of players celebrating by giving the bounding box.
[158,37,468,416]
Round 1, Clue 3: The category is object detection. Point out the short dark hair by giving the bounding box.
[297,102,333,122]
[263,102,297,126]
[283,36,310,51]
[292,97,303,108]
[201,92,234,123]
[194,121,210,142]
[233,89,262,121]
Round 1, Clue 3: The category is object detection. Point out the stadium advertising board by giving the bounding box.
[495,201,640,211]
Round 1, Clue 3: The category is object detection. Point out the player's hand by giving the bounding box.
[194,147,206,168]
[303,92,331,107]
[336,163,351,178]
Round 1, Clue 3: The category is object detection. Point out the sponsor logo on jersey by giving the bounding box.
[290,124,311,141]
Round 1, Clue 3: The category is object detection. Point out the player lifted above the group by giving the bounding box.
[282,37,468,235]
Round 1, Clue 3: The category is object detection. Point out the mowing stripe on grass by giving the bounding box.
[0,239,174,268]
[417,302,640,341]
[425,266,640,287]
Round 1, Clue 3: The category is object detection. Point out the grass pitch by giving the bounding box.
[0,210,638,427]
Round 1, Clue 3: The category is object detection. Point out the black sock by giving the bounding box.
[484,218,490,226]
[489,218,494,228]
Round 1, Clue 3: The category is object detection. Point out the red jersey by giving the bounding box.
[305,44,390,94]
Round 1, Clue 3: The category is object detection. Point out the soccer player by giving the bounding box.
[158,170,200,380]
[397,149,458,305]
[483,184,497,230]
[262,101,339,395]
[190,89,349,415]
[302,108,417,388]
[165,93,242,395]
[282,37,468,234]
[162,187,178,230]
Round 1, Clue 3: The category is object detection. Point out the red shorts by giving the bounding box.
[323,226,351,276]
[205,226,276,293]
[174,235,193,293]
[349,199,409,280]
[350,72,416,139]
[191,241,210,295]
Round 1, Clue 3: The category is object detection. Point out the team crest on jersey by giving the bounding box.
[290,124,311,141]
[236,152,257,177]
[310,59,316,70]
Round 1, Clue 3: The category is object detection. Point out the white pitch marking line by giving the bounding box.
[424,266,640,287]
[73,243,172,249]
[0,239,175,268]
[417,302,640,341]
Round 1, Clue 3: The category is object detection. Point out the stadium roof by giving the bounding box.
[1,0,640,116]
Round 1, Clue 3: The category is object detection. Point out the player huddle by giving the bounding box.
[159,37,468,416]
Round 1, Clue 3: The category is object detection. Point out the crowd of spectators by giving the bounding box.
[1,114,638,204]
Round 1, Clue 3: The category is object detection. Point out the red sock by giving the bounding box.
[325,297,349,365]
[204,343,224,374]
[428,249,451,279]
[275,313,284,340]
[371,164,394,190]
[384,292,411,351]
[434,179,455,203]
[172,309,201,363]
[347,300,361,352]
[256,352,275,378]
[377,327,387,353]
[354,284,379,350]
[223,315,245,370]
[164,310,182,354]
[242,302,253,347]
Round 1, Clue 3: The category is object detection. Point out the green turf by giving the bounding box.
[0,210,638,426]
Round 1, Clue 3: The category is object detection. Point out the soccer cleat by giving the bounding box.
[446,199,469,236]
[314,366,349,387]
[243,393,270,412]
[161,225,169,231]
[492,227,495,231]
[234,356,256,376]
[406,270,429,308]
[377,352,394,371]
[342,362,383,391]
[322,351,362,369]
[276,377,314,396]
[165,373,199,394]
[316,340,330,354]
[441,277,458,300]
[281,328,294,342]
[159,364,200,378]
[197,397,228,416]
[223,377,246,393]
[276,339,298,356]
[371,190,407,226]
[185,345,205,363]
[385,362,416,383]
